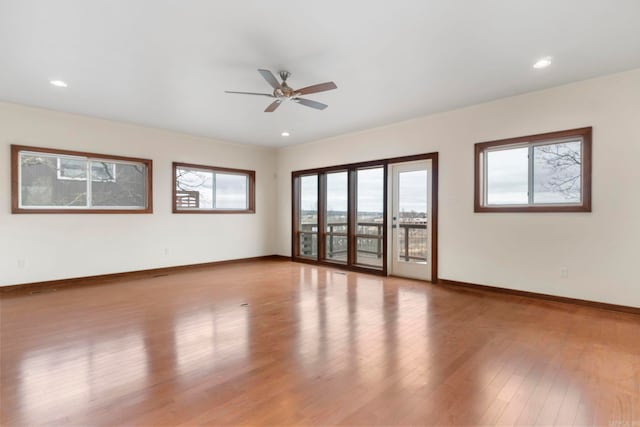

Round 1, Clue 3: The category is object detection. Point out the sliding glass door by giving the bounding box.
[293,164,387,273]
[292,152,438,281]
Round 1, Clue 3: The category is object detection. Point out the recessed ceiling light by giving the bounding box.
[281,131,290,137]
[533,57,552,69]
[49,80,68,88]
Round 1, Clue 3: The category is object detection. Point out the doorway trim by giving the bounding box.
[291,152,438,283]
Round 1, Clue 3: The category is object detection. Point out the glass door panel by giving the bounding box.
[390,161,431,280]
[324,171,348,263]
[299,174,318,259]
[398,169,428,262]
[356,167,384,268]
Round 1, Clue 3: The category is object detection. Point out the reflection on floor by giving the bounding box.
[1,259,638,426]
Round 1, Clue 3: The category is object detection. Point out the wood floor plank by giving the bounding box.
[1,259,639,426]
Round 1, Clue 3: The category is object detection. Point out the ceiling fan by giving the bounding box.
[225,69,337,112]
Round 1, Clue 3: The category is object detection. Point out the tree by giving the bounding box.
[535,143,581,200]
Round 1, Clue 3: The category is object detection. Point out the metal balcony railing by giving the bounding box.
[298,221,427,262]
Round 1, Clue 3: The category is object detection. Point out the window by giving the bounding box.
[474,127,592,212]
[173,162,255,213]
[12,145,152,213]
[292,152,438,280]
[325,171,348,263]
[355,167,384,267]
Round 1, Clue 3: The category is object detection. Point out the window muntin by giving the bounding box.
[13,146,151,213]
[475,128,591,212]
[173,163,255,213]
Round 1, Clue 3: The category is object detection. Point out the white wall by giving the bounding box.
[0,103,278,286]
[3,70,639,307]
[275,69,640,308]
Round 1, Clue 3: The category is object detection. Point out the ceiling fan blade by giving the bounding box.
[264,99,282,112]
[225,91,274,98]
[294,98,328,110]
[258,69,282,90]
[295,81,337,96]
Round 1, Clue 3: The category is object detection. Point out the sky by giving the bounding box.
[299,138,582,216]
[300,167,428,214]
[176,168,248,209]
[486,140,581,204]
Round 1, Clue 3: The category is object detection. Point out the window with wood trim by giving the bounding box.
[293,165,387,271]
[292,152,439,280]
[474,127,592,212]
[173,162,255,213]
[11,145,152,213]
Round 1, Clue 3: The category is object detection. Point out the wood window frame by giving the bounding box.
[11,145,153,214]
[291,152,438,282]
[172,162,256,214]
[474,127,592,213]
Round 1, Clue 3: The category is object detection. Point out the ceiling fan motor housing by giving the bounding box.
[225,69,336,112]
[275,86,295,98]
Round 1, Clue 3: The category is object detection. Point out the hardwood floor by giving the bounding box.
[1,259,639,426]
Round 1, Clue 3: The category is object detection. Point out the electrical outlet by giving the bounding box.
[560,267,569,279]
[17,259,25,269]
[163,248,169,256]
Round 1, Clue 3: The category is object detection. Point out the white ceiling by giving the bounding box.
[1,1,639,147]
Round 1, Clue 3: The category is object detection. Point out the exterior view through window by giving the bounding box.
[356,167,384,267]
[12,145,152,213]
[325,171,348,263]
[173,163,255,213]
[298,174,318,257]
[292,153,438,280]
[397,169,428,262]
[475,127,592,212]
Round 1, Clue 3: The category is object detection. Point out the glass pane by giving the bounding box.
[356,237,383,267]
[20,154,87,207]
[533,140,582,204]
[176,167,214,209]
[300,233,318,258]
[299,175,318,258]
[325,171,348,262]
[356,167,384,267]
[92,161,146,207]
[486,147,529,205]
[215,173,248,209]
[398,170,428,263]
[325,235,347,262]
[90,161,116,182]
[58,158,87,180]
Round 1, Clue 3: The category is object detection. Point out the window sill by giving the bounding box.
[172,209,255,214]
[474,205,591,213]
[12,208,153,214]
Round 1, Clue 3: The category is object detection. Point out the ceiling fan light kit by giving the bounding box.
[225,69,337,112]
